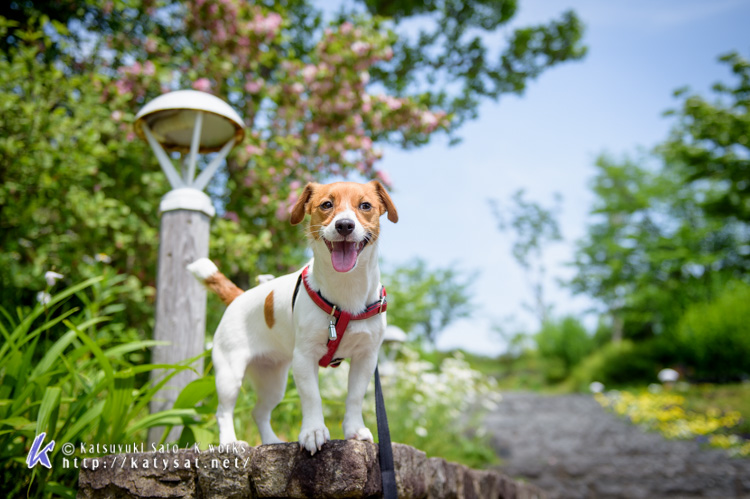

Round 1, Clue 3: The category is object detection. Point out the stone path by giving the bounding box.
[485,392,750,499]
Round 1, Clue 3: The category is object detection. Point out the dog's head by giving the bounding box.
[290,181,398,273]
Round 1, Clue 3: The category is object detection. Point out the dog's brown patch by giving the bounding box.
[264,291,275,329]
[205,272,244,306]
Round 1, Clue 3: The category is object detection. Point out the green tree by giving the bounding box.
[383,259,475,344]
[661,51,750,222]
[570,154,745,343]
[571,52,750,346]
[356,0,587,140]
[0,0,586,324]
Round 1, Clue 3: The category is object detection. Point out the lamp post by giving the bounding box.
[134,90,244,443]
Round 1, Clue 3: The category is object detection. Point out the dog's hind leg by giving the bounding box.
[213,345,248,445]
[247,359,290,444]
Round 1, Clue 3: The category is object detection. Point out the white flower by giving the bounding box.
[95,253,112,264]
[37,291,52,305]
[589,381,605,393]
[45,271,64,287]
[415,426,428,437]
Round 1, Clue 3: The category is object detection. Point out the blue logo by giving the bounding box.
[27,433,55,469]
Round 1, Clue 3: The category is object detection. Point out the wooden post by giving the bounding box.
[148,206,210,444]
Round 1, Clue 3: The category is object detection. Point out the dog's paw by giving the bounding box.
[298,424,330,455]
[344,426,374,442]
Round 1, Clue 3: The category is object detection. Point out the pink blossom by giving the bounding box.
[215,25,227,42]
[143,60,155,76]
[290,180,302,190]
[302,64,317,83]
[129,61,142,74]
[115,79,132,95]
[340,22,353,34]
[275,200,291,220]
[375,169,393,188]
[224,211,239,223]
[192,78,211,92]
[251,12,283,37]
[110,110,123,122]
[351,41,369,56]
[245,144,264,155]
[265,13,283,33]
[244,78,264,93]
[291,82,304,94]
[359,71,370,84]
[420,110,439,129]
[260,195,270,205]
[385,96,402,111]
[145,38,157,53]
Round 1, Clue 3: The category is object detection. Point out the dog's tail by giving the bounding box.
[187,258,244,305]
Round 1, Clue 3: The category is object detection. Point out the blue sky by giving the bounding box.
[369,0,750,355]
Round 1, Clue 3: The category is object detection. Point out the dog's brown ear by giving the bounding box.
[290,183,317,225]
[370,180,398,223]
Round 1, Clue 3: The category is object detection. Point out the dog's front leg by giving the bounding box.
[342,351,378,442]
[292,349,330,454]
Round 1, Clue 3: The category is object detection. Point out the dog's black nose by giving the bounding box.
[335,219,355,236]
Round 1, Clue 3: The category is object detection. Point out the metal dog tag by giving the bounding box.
[328,320,337,341]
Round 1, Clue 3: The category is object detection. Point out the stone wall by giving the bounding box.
[77,440,544,499]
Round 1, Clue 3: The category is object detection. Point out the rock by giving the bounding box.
[77,440,544,499]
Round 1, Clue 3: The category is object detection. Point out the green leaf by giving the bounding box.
[58,401,105,447]
[30,330,77,381]
[36,386,62,437]
[173,377,216,409]
[0,416,32,429]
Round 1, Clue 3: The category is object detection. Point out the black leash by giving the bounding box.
[374,365,398,498]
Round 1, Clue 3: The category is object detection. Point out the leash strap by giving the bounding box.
[375,365,397,499]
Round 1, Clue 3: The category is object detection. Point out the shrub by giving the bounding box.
[535,316,594,382]
[568,340,658,391]
[675,281,750,381]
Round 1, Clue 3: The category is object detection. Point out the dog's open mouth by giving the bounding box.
[324,238,368,272]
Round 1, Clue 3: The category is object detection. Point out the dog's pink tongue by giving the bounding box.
[331,241,358,272]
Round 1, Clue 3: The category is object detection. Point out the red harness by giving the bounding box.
[296,265,387,368]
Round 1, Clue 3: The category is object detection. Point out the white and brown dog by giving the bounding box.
[188,180,398,454]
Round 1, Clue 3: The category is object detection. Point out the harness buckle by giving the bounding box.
[378,296,386,314]
[328,305,338,341]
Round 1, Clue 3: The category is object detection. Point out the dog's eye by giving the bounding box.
[320,201,333,210]
[359,202,372,211]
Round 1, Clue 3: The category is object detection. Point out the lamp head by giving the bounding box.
[134,90,245,153]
